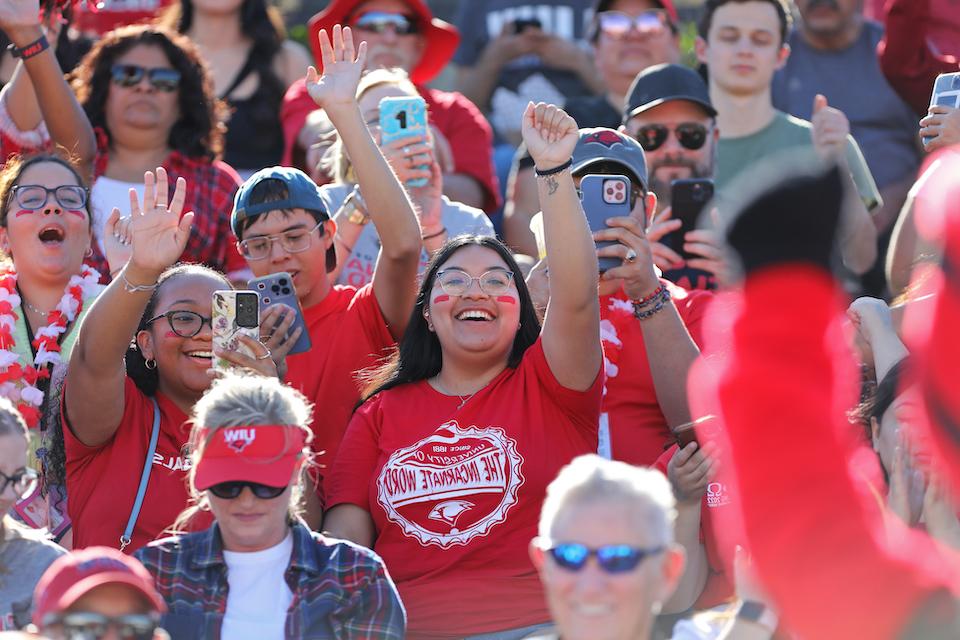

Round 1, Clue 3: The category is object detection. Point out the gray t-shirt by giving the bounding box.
[772,21,922,189]
[0,525,65,630]
[320,184,496,289]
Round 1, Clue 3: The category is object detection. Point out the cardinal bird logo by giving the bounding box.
[428,500,475,532]
[583,130,623,148]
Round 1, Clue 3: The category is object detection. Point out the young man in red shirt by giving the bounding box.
[232,27,422,525]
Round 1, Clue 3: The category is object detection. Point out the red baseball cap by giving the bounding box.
[307,0,460,85]
[193,425,307,491]
[33,547,165,627]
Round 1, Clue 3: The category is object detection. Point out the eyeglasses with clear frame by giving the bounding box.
[239,221,325,260]
[435,268,515,297]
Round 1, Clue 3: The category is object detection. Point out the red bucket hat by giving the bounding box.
[193,425,307,491]
[33,547,166,627]
[307,0,460,85]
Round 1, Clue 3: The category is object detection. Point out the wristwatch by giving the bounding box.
[341,187,369,226]
[737,600,778,632]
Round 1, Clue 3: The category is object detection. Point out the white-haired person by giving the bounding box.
[529,454,774,640]
[134,373,405,640]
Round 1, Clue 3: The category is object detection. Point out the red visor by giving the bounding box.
[194,425,307,491]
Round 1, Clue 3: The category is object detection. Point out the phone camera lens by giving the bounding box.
[282,287,291,296]
[279,279,288,286]
[271,285,281,294]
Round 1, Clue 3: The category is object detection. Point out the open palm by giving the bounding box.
[128,168,194,273]
[0,0,40,30]
[305,24,367,112]
[521,102,579,169]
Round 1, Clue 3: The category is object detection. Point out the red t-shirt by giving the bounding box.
[280,80,501,212]
[283,284,394,500]
[327,339,603,639]
[63,377,203,552]
[599,283,711,466]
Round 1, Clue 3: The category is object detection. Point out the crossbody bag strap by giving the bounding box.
[120,397,161,551]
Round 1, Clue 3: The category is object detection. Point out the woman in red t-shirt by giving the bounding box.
[60,169,293,553]
[324,103,605,640]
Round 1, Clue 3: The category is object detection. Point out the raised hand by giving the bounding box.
[103,207,133,276]
[521,102,578,170]
[0,0,41,32]
[127,168,194,275]
[811,94,849,164]
[305,25,367,114]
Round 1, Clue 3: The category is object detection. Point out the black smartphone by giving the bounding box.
[580,174,632,273]
[512,18,542,33]
[669,179,714,261]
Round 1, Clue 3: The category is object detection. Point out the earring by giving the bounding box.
[145,358,157,370]
[84,247,94,258]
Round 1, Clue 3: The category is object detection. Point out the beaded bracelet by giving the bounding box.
[632,287,672,320]
[631,283,666,308]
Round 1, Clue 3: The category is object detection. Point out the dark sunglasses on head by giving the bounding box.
[208,480,287,500]
[351,11,419,35]
[43,611,159,640]
[634,123,709,152]
[547,542,664,573]
[597,10,669,37]
[110,64,182,92]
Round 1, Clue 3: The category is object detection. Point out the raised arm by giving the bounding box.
[305,25,420,340]
[524,103,602,391]
[0,0,95,168]
[65,169,194,446]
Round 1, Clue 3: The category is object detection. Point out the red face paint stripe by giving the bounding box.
[164,331,178,338]
[433,294,450,303]
[66,210,87,219]
[14,210,33,218]
[496,296,517,304]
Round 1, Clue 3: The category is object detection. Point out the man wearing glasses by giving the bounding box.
[281,0,500,215]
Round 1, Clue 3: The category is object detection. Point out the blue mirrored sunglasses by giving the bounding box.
[547,542,664,573]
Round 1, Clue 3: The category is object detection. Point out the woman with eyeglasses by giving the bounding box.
[158,0,311,180]
[69,25,247,283]
[324,103,604,639]
[60,169,285,553]
[0,397,66,630]
[134,373,405,640]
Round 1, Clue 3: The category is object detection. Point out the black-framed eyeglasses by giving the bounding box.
[11,184,87,211]
[597,10,669,37]
[546,542,664,574]
[0,467,37,499]
[435,268,515,297]
[634,123,710,152]
[239,221,325,261]
[351,11,419,35]
[42,611,160,640]
[208,481,287,500]
[146,310,213,338]
[110,64,182,92]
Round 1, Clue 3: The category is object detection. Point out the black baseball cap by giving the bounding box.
[623,63,717,123]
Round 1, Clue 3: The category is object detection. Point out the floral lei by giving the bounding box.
[0,264,100,428]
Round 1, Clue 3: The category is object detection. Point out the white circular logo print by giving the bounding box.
[377,421,525,548]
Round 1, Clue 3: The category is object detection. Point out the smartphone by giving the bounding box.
[212,290,260,372]
[512,18,542,33]
[925,72,960,144]
[248,272,312,356]
[673,414,716,449]
[675,425,699,448]
[580,174,633,272]
[669,179,714,261]
[379,95,428,188]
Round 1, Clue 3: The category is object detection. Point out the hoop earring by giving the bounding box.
[145,358,157,370]
[84,247,93,258]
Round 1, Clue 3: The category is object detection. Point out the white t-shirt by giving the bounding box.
[90,176,143,255]
[221,532,294,640]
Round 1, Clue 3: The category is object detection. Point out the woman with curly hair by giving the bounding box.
[159,0,311,179]
[69,25,246,282]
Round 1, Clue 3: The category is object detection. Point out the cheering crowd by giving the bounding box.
[0,0,958,638]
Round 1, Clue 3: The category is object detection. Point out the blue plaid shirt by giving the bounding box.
[134,522,405,639]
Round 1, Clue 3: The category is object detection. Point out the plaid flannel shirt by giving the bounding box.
[91,128,242,280]
[134,521,406,640]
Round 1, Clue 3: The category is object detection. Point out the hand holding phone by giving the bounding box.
[380,96,429,187]
[580,174,633,272]
[512,18,542,34]
[923,72,960,147]
[249,272,312,356]
[212,290,262,373]
[668,179,714,261]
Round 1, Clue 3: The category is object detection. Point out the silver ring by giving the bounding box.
[625,248,638,263]
[256,347,272,361]
[403,146,411,154]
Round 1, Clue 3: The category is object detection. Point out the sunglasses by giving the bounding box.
[146,309,213,339]
[11,184,87,211]
[597,10,669,37]
[208,480,287,500]
[110,64,182,92]
[435,268,514,297]
[0,467,37,499]
[351,11,419,35]
[546,542,664,573]
[43,612,159,640]
[634,123,709,152]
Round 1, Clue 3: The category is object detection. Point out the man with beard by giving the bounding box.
[621,63,723,290]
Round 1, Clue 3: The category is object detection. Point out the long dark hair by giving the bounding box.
[70,25,227,161]
[360,236,541,402]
